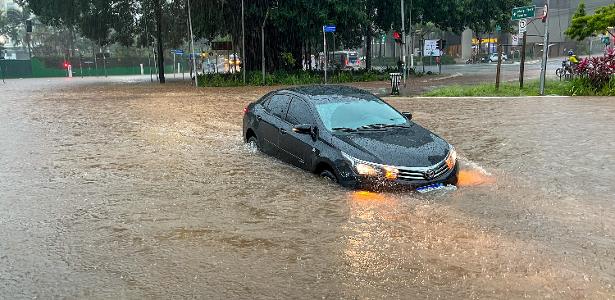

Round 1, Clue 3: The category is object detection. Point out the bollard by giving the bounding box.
[68,65,73,78]
[140,64,144,75]
[389,73,402,95]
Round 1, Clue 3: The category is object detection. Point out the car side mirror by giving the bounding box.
[293,124,318,139]
[293,124,313,135]
[402,112,413,120]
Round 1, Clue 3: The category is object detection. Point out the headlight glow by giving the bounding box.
[342,152,398,180]
[445,147,457,170]
[355,163,379,176]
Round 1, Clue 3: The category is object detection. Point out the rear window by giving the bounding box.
[267,94,291,118]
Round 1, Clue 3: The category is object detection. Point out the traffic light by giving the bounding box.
[63,61,69,69]
[26,20,32,33]
[541,4,548,23]
[393,31,402,44]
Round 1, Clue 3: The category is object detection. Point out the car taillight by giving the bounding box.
[243,107,248,115]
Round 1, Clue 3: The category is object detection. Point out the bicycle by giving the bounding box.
[555,60,576,81]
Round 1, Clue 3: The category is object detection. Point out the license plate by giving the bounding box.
[416,183,446,193]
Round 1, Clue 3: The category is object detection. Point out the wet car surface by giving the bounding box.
[243,86,458,189]
[1,77,614,298]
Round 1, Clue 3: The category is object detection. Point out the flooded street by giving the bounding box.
[1,77,614,299]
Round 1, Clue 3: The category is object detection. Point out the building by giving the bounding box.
[454,0,613,60]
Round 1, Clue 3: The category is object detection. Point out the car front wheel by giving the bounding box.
[320,169,338,183]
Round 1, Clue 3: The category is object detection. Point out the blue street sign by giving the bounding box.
[172,49,184,55]
[323,25,336,33]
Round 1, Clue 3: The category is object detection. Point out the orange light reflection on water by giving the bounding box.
[457,169,496,187]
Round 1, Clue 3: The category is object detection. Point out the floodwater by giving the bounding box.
[1,77,614,299]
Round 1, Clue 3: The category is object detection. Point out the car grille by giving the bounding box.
[397,160,449,181]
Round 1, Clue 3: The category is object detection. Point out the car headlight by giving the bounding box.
[342,152,399,180]
[445,147,457,170]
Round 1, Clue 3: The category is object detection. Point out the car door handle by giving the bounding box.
[256,115,262,121]
[279,128,288,135]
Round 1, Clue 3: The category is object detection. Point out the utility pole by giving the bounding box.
[401,0,407,86]
[539,0,550,95]
[241,0,246,84]
[187,0,198,87]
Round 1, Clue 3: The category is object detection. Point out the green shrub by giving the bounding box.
[197,69,397,87]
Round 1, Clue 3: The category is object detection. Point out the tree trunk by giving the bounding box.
[365,28,373,70]
[155,0,165,84]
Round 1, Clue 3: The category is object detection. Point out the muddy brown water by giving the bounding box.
[1,77,614,299]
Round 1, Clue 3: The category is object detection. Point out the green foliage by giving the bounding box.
[569,77,615,96]
[424,81,573,97]
[566,3,615,41]
[197,69,396,87]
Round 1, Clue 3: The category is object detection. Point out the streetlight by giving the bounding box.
[187,0,198,87]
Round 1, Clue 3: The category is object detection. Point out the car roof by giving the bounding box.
[280,85,376,103]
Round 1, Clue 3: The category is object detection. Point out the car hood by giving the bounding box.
[333,125,450,167]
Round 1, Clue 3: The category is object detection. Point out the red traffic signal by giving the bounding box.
[541,4,548,22]
[63,61,68,68]
[393,31,402,44]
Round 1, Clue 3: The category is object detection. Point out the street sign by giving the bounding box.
[601,36,611,45]
[323,25,336,33]
[512,6,535,21]
[518,19,528,34]
[423,39,439,57]
[172,49,184,55]
[512,34,520,46]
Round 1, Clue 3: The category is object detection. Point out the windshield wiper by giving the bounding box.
[358,123,409,130]
[332,127,358,132]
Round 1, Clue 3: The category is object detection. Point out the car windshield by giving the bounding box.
[315,97,407,131]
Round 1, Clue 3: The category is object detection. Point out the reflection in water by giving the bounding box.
[457,168,496,187]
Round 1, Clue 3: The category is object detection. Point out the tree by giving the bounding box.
[20,0,188,84]
[0,10,6,54]
[566,2,615,41]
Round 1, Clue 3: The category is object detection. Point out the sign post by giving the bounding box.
[323,25,336,84]
[520,31,527,88]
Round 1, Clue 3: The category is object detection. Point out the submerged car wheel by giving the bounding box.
[320,169,338,183]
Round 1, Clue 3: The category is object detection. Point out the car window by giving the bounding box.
[285,98,314,125]
[266,94,291,119]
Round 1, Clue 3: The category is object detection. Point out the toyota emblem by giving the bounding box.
[424,170,435,179]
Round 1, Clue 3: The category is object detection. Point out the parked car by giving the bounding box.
[242,85,458,191]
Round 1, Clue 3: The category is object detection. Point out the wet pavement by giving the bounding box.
[1,77,614,299]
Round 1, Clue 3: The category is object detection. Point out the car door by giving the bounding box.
[278,97,317,169]
[258,94,291,157]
